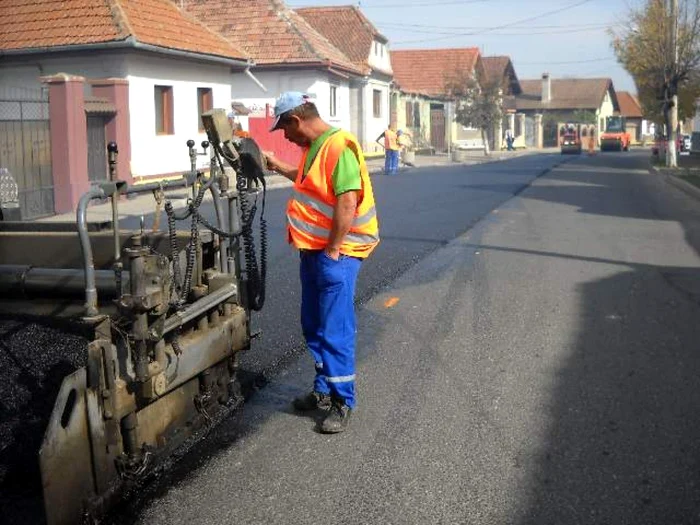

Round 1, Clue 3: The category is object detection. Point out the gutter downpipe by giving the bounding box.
[77,186,107,317]
[244,62,267,93]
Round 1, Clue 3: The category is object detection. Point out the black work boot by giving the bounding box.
[319,399,352,433]
[292,391,331,412]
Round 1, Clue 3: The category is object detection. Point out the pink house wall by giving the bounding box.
[42,75,132,214]
[42,74,89,214]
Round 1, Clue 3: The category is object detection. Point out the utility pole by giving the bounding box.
[668,0,679,167]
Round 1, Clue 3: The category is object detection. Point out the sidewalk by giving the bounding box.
[364,147,553,174]
[38,147,553,223]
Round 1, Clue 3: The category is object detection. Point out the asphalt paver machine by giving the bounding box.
[0,110,267,524]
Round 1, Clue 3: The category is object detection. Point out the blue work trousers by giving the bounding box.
[385,149,399,175]
[300,250,362,408]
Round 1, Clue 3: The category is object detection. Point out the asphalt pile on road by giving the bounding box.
[0,315,90,519]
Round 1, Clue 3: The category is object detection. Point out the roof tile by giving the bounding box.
[181,0,362,74]
[616,91,643,118]
[0,0,248,62]
[516,77,615,111]
[295,5,390,75]
[391,48,481,98]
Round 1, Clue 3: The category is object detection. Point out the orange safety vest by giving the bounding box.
[286,130,380,258]
[384,129,399,150]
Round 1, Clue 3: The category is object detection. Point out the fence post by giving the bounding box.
[90,78,131,185]
[42,74,89,214]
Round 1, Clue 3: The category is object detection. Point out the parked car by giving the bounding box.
[652,135,684,156]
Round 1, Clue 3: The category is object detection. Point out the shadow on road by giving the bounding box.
[512,152,700,523]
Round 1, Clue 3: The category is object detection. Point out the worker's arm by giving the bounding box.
[325,190,359,260]
[263,151,297,181]
[376,132,386,149]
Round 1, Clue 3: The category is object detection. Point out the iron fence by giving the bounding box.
[0,85,53,219]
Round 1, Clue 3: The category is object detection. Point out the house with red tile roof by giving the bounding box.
[390,47,484,152]
[295,5,393,153]
[616,91,651,143]
[181,0,369,146]
[515,74,620,147]
[0,0,256,214]
[481,56,521,97]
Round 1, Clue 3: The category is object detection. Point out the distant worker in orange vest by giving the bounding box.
[376,123,400,175]
[263,92,380,434]
[588,133,596,155]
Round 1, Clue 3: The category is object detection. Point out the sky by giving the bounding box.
[285,0,641,94]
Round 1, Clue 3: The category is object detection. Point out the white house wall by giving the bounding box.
[230,70,351,131]
[125,54,235,178]
[367,40,392,76]
[0,53,128,95]
[595,88,616,143]
[363,79,391,154]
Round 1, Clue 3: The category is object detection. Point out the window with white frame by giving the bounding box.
[330,85,337,117]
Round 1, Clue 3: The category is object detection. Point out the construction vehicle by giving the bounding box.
[560,124,583,154]
[600,115,631,152]
[0,109,268,524]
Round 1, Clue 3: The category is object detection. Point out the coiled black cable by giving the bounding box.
[163,138,268,314]
[165,200,182,303]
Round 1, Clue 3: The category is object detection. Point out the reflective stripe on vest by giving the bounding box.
[286,129,379,258]
[291,189,377,228]
[287,214,379,245]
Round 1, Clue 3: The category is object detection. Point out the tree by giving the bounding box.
[445,70,503,156]
[571,110,597,124]
[611,0,700,167]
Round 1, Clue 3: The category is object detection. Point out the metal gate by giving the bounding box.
[430,106,446,151]
[525,116,536,148]
[87,115,108,182]
[0,86,53,219]
[543,120,559,148]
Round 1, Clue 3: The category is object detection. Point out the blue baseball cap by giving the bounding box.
[270,91,312,131]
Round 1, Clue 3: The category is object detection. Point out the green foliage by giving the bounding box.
[571,110,597,124]
[445,71,503,136]
[611,0,700,122]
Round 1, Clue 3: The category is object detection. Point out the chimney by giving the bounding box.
[542,72,551,103]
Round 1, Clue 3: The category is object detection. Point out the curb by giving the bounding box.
[649,164,700,202]
[365,150,541,176]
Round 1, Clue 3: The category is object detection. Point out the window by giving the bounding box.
[197,87,213,131]
[154,85,174,135]
[405,101,414,127]
[373,89,382,118]
[330,85,337,117]
[375,42,379,55]
[413,102,421,128]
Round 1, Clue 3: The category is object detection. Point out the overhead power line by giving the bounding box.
[392,0,596,44]
[516,56,617,65]
[378,21,610,31]
[380,25,610,37]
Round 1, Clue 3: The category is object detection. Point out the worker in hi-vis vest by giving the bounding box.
[377,123,400,175]
[263,92,380,434]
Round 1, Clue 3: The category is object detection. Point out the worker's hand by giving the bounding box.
[324,246,341,260]
[262,151,280,172]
